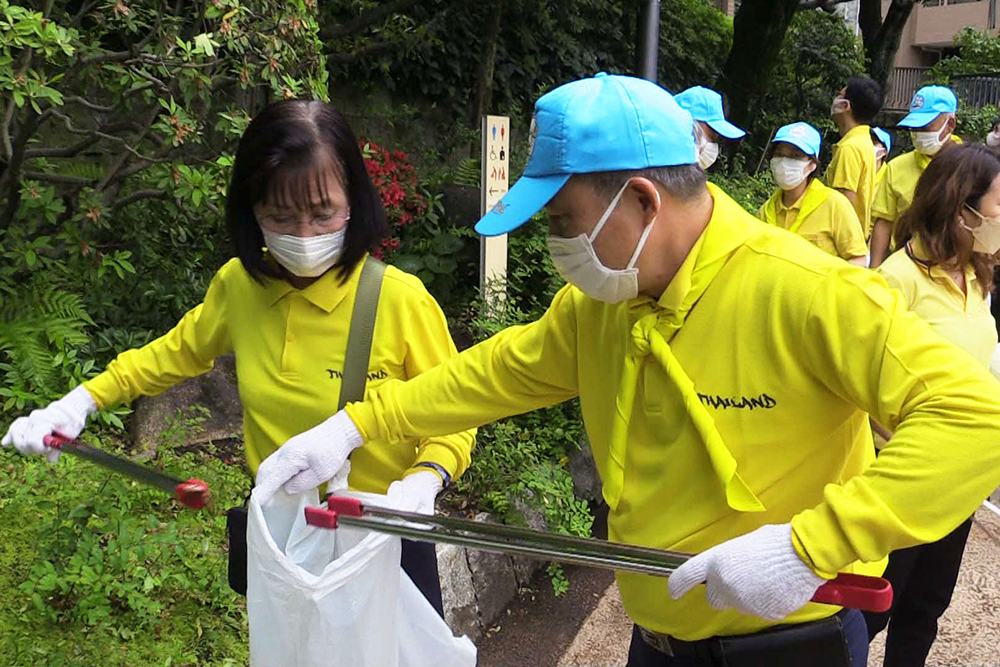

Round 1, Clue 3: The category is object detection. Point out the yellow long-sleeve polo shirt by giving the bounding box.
[84,256,475,492]
[346,184,1000,640]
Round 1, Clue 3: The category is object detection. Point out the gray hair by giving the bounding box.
[579,165,708,204]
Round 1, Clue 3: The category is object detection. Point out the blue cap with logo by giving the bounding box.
[474,73,697,237]
[772,122,821,158]
[872,126,891,154]
[898,86,957,128]
[674,86,746,140]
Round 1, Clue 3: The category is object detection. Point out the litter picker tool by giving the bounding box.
[43,433,210,510]
[305,495,893,613]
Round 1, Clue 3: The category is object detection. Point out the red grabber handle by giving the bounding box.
[811,572,893,612]
[174,479,210,510]
[303,496,365,529]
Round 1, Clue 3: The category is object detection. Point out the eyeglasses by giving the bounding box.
[257,210,350,233]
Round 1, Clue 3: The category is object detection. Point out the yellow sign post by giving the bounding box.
[480,114,509,313]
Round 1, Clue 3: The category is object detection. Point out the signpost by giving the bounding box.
[480,114,509,312]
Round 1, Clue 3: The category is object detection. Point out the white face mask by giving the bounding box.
[698,141,720,170]
[547,181,657,303]
[261,226,347,277]
[987,130,1000,147]
[962,204,1000,255]
[875,146,887,163]
[911,127,950,156]
[831,97,850,116]
[770,157,812,191]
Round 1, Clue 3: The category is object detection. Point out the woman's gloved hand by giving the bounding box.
[2,385,97,463]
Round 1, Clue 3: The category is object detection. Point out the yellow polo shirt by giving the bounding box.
[348,184,1000,639]
[84,257,475,492]
[759,179,867,260]
[825,124,876,236]
[875,163,887,189]
[878,237,997,367]
[871,137,963,242]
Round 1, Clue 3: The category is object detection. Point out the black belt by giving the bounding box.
[637,609,853,663]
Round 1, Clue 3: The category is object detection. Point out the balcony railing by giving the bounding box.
[886,67,930,111]
[951,72,1000,106]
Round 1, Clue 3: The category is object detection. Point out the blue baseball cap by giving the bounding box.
[872,126,891,154]
[675,86,746,140]
[475,73,697,237]
[772,122,821,158]
[898,86,957,128]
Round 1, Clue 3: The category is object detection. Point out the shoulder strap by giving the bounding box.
[338,257,386,411]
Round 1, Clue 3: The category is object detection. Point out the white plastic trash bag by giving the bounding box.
[247,487,476,667]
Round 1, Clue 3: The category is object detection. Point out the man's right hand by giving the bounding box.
[1,385,97,463]
[254,410,364,505]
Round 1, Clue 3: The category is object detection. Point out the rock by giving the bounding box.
[436,543,481,640]
[568,437,602,502]
[510,498,548,588]
[440,183,481,228]
[467,512,518,626]
[129,353,243,455]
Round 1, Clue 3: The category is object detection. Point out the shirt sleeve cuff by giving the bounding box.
[82,372,121,411]
[409,444,459,480]
[791,507,850,579]
[344,402,379,442]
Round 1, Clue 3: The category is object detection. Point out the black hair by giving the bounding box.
[843,76,884,125]
[226,100,387,283]
[582,165,708,203]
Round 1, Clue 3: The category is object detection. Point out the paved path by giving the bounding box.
[476,506,1000,666]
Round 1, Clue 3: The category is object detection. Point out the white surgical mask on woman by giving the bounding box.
[911,127,951,156]
[830,97,850,116]
[770,157,812,190]
[261,226,347,277]
[547,181,658,303]
[962,204,1000,255]
[698,141,720,170]
[987,129,1000,148]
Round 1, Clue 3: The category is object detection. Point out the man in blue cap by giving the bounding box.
[674,86,745,171]
[255,74,1000,666]
[870,86,960,267]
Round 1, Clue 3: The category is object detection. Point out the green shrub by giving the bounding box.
[0,415,251,666]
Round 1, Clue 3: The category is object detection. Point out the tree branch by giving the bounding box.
[320,0,424,41]
[64,84,153,113]
[25,135,100,158]
[45,109,163,165]
[111,188,170,211]
[96,104,163,191]
[22,170,96,185]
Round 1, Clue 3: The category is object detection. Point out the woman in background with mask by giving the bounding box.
[872,127,891,187]
[759,122,868,265]
[1,100,474,615]
[864,143,1000,667]
[986,116,1000,147]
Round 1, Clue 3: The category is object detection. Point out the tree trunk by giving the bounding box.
[469,0,503,157]
[715,0,801,132]
[865,0,917,91]
[858,0,883,55]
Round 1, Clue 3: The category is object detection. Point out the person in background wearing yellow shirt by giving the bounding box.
[870,86,960,267]
[865,143,1000,667]
[674,86,745,171]
[872,127,891,187]
[828,76,884,237]
[256,73,1000,667]
[0,100,474,615]
[759,122,867,265]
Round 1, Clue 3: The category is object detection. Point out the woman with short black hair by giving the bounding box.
[2,100,474,615]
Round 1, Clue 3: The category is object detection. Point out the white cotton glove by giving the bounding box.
[667,523,826,621]
[1,385,97,464]
[385,470,443,516]
[254,410,364,505]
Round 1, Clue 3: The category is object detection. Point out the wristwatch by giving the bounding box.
[413,461,451,490]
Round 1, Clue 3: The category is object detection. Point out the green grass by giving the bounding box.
[0,436,251,667]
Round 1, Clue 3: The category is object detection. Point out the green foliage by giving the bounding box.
[0,427,250,666]
[928,27,1000,83]
[956,100,1000,141]
[741,9,865,165]
[710,168,776,215]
